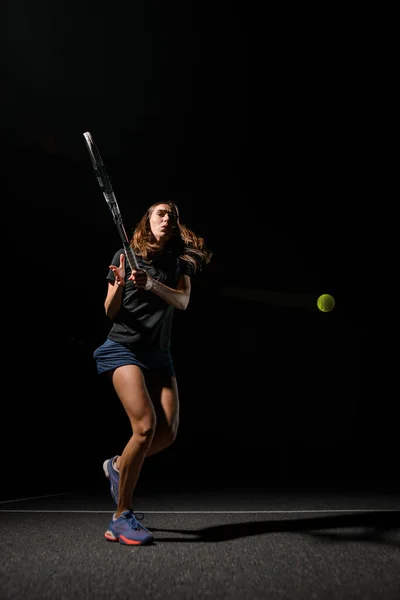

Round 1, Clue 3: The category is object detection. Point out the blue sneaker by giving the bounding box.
[105,510,154,545]
[103,456,119,505]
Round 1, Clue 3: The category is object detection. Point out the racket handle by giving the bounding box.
[124,244,140,271]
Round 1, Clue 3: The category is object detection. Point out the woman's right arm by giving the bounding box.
[104,281,124,320]
[104,252,126,320]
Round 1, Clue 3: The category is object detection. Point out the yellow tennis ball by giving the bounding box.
[317,294,335,312]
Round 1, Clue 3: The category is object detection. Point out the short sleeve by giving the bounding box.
[179,257,195,278]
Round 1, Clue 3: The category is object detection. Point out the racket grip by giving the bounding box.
[125,246,140,271]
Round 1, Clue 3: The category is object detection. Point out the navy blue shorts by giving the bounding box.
[93,338,176,377]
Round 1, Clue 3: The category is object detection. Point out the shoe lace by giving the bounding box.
[135,512,144,521]
[127,511,145,530]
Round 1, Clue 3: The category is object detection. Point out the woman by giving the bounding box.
[93,200,212,545]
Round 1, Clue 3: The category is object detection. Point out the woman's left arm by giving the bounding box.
[130,271,191,310]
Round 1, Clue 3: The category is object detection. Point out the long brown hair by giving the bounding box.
[130,201,212,273]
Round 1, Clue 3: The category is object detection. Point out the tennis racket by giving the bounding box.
[83,131,140,271]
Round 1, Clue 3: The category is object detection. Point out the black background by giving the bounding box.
[3,2,393,496]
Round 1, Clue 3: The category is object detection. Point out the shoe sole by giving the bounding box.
[103,459,111,479]
[104,530,153,545]
[103,459,119,505]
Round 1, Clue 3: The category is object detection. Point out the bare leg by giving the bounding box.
[111,365,156,517]
[145,374,180,457]
[145,432,173,457]
[114,373,180,462]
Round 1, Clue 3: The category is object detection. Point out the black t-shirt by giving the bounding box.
[106,248,194,350]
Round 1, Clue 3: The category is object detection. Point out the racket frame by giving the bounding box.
[83,131,140,272]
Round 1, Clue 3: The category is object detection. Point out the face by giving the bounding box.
[149,203,178,243]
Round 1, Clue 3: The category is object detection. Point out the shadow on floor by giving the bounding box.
[149,510,400,546]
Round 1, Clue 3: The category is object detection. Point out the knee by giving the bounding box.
[135,417,157,443]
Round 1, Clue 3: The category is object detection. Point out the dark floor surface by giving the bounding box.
[1,480,399,600]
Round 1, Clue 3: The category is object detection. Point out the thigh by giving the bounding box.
[145,372,179,431]
[111,365,156,427]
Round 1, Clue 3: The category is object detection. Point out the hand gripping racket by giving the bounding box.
[83,131,140,271]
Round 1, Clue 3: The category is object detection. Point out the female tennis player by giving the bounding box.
[93,200,212,545]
